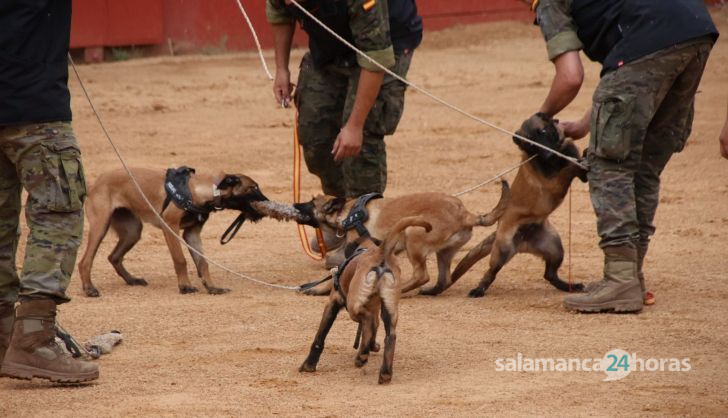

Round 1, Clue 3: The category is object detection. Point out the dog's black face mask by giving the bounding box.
[293,195,346,229]
[513,112,563,161]
[218,174,268,222]
[293,201,320,228]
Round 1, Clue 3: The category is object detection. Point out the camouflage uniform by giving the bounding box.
[0,122,86,305]
[537,0,714,251]
[295,51,413,197]
[267,0,416,198]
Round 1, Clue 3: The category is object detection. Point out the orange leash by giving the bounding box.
[293,112,327,260]
[567,187,573,290]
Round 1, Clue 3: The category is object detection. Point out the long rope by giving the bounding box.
[453,156,534,197]
[284,0,586,170]
[234,0,273,80]
[69,55,300,291]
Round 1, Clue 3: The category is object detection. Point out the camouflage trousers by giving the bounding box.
[295,50,414,198]
[587,37,713,250]
[0,122,87,304]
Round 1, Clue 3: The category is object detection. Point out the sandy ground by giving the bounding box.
[2,10,728,417]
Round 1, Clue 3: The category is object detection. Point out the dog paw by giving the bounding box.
[419,286,443,296]
[378,372,392,384]
[355,356,369,368]
[468,287,486,298]
[179,286,199,294]
[206,287,231,295]
[299,362,316,373]
[84,287,101,298]
[127,278,148,286]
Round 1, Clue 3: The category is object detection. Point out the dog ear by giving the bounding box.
[218,175,241,190]
[322,197,346,214]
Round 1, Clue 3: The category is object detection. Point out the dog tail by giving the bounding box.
[474,180,510,227]
[381,216,432,260]
[449,232,496,284]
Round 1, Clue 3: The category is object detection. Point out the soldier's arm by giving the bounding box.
[333,0,393,161]
[267,0,296,106]
[535,0,584,117]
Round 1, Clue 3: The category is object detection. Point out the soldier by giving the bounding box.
[267,0,422,267]
[530,0,718,312]
[0,1,99,381]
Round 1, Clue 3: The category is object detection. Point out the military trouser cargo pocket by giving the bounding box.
[590,94,636,161]
[42,138,87,212]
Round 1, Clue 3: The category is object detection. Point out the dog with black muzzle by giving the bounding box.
[77,167,268,297]
[299,216,432,384]
[446,112,588,298]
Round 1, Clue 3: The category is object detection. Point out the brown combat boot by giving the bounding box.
[0,302,14,364]
[0,299,99,383]
[563,245,643,313]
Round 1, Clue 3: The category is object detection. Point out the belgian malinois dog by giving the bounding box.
[299,216,431,384]
[78,167,268,297]
[449,113,588,298]
[293,184,509,296]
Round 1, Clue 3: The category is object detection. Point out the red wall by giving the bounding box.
[71,0,532,51]
[71,0,164,48]
[70,0,723,52]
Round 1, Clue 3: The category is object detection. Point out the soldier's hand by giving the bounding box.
[332,124,363,162]
[559,118,589,140]
[720,120,728,159]
[274,69,293,108]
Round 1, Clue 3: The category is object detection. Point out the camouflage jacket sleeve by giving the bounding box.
[535,0,583,60]
[266,0,294,24]
[348,0,395,71]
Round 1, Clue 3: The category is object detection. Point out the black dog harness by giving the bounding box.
[340,192,382,239]
[162,166,247,244]
[162,166,217,219]
[332,247,368,304]
[296,246,369,303]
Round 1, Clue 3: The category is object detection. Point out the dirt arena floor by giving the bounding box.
[2,10,728,417]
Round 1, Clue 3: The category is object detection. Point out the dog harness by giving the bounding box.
[332,246,368,304]
[161,166,251,245]
[162,166,217,218]
[340,192,382,239]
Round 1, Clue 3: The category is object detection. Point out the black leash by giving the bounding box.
[298,273,333,292]
[220,213,247,245]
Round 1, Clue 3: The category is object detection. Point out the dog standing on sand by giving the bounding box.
[294,184,509,296]
[77,167,268,297]
[448,113,588,298]
[299,216,432,384]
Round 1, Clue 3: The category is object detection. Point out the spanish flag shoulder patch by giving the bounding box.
[363,0,376,11]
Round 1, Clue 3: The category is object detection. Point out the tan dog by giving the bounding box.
[299,216,432,384]
[448,113,588,298]
[77,167,268,297]
[293,183,509,296]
